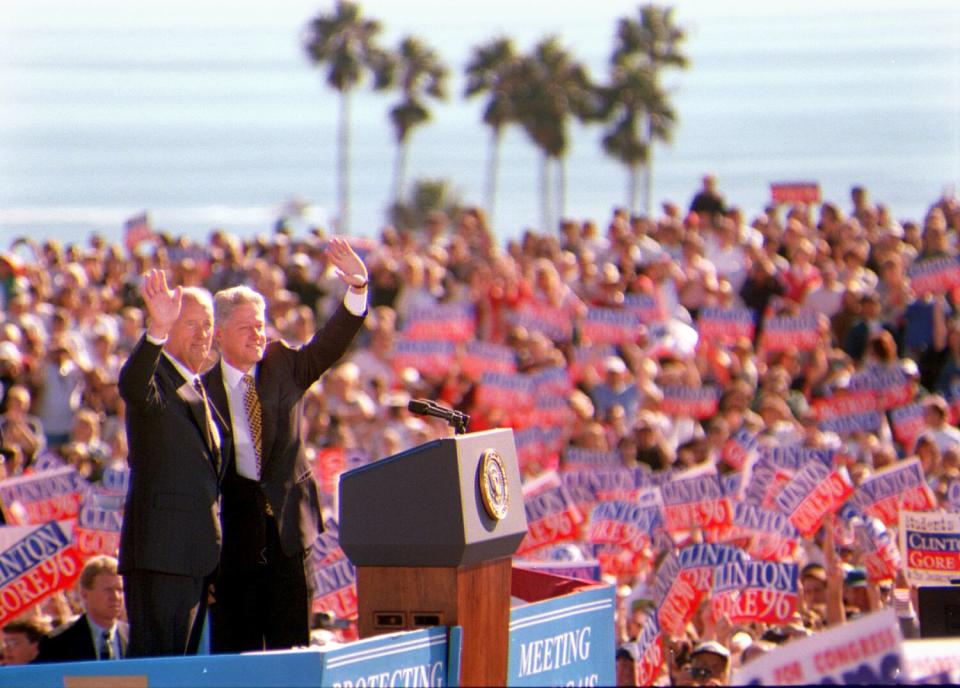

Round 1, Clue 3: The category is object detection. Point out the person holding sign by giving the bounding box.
[35,555,128,662]
[204,236,367,652]
[117,271,225,657]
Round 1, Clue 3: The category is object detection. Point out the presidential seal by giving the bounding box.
[479,448,509,521]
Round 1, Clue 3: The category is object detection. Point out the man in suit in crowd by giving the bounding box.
[118,271,226,657]
[205,236,367,652]
[35,555,129,662]
[1,617,50,665]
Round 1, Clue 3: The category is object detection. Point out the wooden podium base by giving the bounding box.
[356,557,511,686]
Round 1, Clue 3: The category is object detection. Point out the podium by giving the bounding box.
[339,428,527,686]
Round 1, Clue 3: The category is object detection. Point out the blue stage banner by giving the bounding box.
[0,626,460,688]
[507,582,615,687]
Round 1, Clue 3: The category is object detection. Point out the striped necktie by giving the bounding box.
[101,629,114,660]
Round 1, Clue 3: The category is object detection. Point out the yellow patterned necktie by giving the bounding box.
[242,374,263,477]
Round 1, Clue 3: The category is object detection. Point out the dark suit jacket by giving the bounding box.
[35,614,129,663]
[204,303,365,566]
[117,335,227,578]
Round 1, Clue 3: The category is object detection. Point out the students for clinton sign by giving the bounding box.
[899,510,960,586]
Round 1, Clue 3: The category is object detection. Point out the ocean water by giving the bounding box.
[1,0,958,247]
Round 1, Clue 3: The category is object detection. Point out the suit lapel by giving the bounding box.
[204,362,233,484]
[160,357,219,479]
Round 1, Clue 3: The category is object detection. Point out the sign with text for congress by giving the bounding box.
[732,608,903,686]
[508,583,615,687]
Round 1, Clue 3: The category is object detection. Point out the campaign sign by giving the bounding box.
[741,457,786,508]
[474,371,535,412]
[401,302,476,342]
[508,302,574,341]
[899,510,960,586]
[517,483,585,556]
[515,426,561,475]
[459,340,517,380]
[0,520,83,625]
[889,402,926,453]
[309,518,357,619]
[774,460,853,537]
[848,365,914,411]
[0,466,86,525]
[653,554,701,637]
[731,502,801,562]
[560,466,640,519]
[759,312,820,352]
[530,366,573,398]
[529,393,573,429]
[851,457,936,527]
[696,306,755,345]
[74,496,123,559]
[902,639,960,684]
[635,614,664,686]
[659,385,720,420]
[562,447,623,470]
[812,390,882,434]
[908,255,960,297]
[314,447,371,510]
[587,500,662,560]
[508,582,615,687]
[732,608,903,686]
[770,181,821,204]
[757,445,834,472]
[711,561,798,625]
[678,543,747,600]
[856,515,902,583]
[622,293,667,324]
[391,338,457,374]
[580,306,643,346]
[721,426,759,471]
[569,344,616,383]
[99,464,130,497]
[661,473,731,537]
[311,552,358,620]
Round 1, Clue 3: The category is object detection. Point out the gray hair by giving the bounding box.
[214,286,266,329]
[180,286,213,311]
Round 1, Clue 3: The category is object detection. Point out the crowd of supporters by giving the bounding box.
[1,177,960,683]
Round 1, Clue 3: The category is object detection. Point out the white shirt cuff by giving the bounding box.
[344,287,368,316]
[145,333,167,346]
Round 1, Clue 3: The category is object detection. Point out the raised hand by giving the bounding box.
[141,269,182,339]
[324,236,368,289]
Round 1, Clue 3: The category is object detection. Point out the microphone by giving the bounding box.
[407,398,470,434]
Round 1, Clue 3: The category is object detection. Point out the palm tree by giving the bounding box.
[514,36,594,232]
[464,37,519,220]
[388,36,448,204]
[303,1,392,233]
[606,4,688,216]
[596,65,674,213]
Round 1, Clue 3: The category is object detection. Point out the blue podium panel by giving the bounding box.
[0,627,459,688]
[507,582,616,687]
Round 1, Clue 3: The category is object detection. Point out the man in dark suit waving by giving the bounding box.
[118,271,225,657]
[36,555,129,662]
[205,236,367,652]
